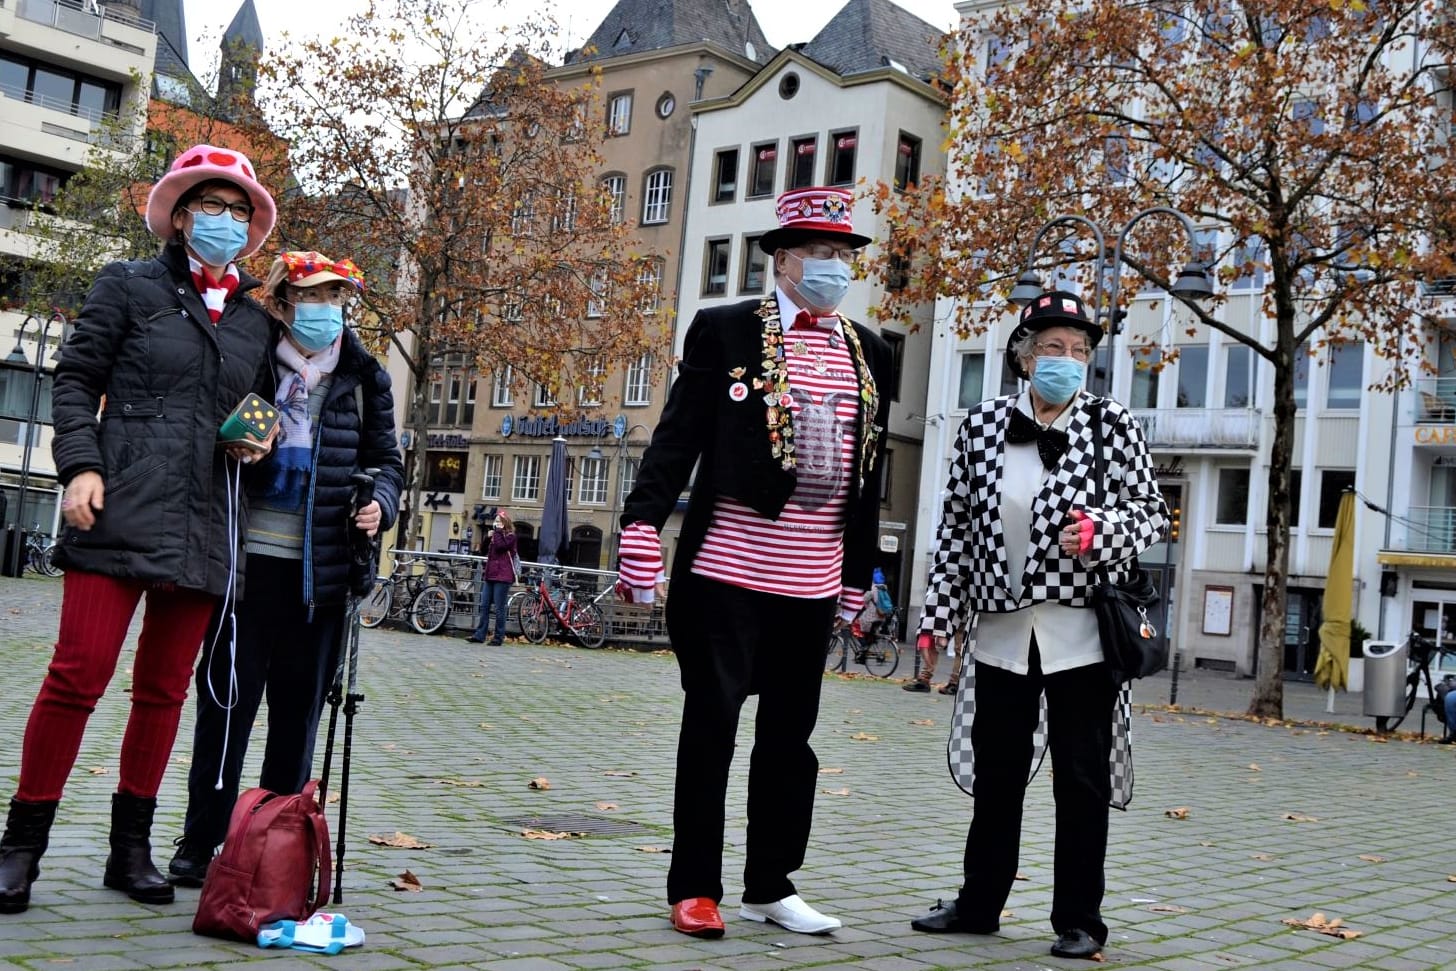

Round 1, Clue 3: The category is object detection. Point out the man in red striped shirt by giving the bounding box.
[617,187,892,940]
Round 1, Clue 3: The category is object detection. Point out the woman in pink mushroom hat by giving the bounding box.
[0,144,279,913]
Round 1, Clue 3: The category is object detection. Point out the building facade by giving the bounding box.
[0,0,156,541]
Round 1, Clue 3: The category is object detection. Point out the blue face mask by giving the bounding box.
[186,210,249,266]
[1030,355,1085,404]
[791,253,851,310]
[289,303,344,352]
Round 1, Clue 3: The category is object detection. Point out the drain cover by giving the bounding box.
[502,814,645,836]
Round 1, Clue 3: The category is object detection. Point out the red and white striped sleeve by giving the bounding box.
[618,521,665,591]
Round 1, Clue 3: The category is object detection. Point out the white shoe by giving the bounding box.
[739,894,842,934]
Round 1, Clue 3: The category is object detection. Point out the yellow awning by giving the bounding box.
[1377,551,1456,569]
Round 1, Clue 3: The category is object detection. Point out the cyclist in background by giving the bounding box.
[852,568,895,648]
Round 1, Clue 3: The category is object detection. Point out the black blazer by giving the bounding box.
[621,296,893,591]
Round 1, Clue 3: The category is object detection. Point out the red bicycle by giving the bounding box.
[519,569,609,649]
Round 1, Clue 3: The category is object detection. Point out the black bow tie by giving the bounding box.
[1005,408,1069,469]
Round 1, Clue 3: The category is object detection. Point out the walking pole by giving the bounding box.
[328,469,378,903]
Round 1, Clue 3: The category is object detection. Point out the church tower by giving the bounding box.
[216,0,264,121]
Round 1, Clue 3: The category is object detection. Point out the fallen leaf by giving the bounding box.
[1000,908,1014,917]
[381,743,397,750]
[88,767,107,775]
[1014,872,1029,881]
[368,831,433,849]
[595,801,619,811]
[1282,813,1318,823]
[1247,763,1260,771]
[1251,853,1274,861]
[528,777,552,790]
[327,792,340,804]
[849,732,879,741]
[1447,875,1456,883]
[1282,912,1362,939]
[1199,840,1215,847]
[389,869,423,892]
[173,756,191,766]
[1150,904,1190,913]
[1357,854,1386,863]
[635,845,669,853]
[821,787,850,796]
[910,718,935,726]
[478,723,494,729]
[1164,807,1191,820]
[520,828,582,840]
[436,778,483,788]
[819,767,844,775]
[603,770,637,777]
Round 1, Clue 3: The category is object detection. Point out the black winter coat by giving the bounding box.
[247,326,403,608]
[51,244,275,595]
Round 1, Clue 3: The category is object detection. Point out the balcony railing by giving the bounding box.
[16,0,155,39]
[1130,407,1261,449]
[1415,377,1456,423]
[1393,506,1456,554]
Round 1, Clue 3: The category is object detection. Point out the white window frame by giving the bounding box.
[625,353,652,406]
[578,358,606,406]
[586,272,607,318]
[481,453,503,500]
[512,454,541,501]
[578,456,608,504]
[492,365,514,407]
[619,456,639,505]
[642,168,672,225]
[533,383,557,408]
[637,260,662,314]
[602,174,626,226]
[607,92,632,135]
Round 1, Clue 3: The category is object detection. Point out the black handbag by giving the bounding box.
[1088,403,1166,684]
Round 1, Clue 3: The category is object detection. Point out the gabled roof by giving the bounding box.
[565,0,773,65]
[223,0,265,54]
[800,0,945,81]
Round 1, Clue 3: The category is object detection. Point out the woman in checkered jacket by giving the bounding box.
[908,291,1167,961]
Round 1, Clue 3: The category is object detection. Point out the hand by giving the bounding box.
[353,499,381,537]
[1062,509,1093,556]
[62,471,105,530]
[223,422,280,464]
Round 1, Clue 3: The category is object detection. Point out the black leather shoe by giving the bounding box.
[902,680,931,693]
[910,899,998,934]
[1050,928,1102,959]
[466,636,485,644]
[167,836,214,888]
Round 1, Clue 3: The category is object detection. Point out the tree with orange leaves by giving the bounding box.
[259,0,668,549]
[870,0,1456,718]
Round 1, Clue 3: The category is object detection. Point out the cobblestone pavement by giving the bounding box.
[1,573,1452,970]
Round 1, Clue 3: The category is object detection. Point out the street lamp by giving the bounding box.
[1,312,66,577]
[588,421,652,569]
[1007,207,1213,395]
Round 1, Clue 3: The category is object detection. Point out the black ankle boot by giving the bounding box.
[0,798,59,914]
[102,793,174,904]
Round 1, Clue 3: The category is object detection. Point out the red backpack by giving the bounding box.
[193,781,332,941]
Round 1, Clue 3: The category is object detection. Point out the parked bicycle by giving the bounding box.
[518,568,609,649]
[25,528,61,577]
[1374,630,1455,733]
[824,609,901,678]
[357,553,453,635]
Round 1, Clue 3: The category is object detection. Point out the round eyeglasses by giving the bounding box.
[190,195,254,223]
[1032,340,1092,361]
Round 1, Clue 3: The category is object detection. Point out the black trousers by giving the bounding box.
[664,573,837,905]
[957,638,1117,943]
[182,556,344,849]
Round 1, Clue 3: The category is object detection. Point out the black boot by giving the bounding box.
[166,835,215,888]
[0,798,59,914]
[102,793,174,904]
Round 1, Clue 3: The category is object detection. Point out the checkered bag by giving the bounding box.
[947,667,1134,810]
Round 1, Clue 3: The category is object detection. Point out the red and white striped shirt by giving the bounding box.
[692,290,860,599]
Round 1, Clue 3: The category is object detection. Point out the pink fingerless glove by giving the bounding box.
[1070,509,1095,555]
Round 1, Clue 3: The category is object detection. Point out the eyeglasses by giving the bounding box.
[1033,340,1092,361]
[189,195,254,223]
[285,285,352,306]
[796,244,860,264]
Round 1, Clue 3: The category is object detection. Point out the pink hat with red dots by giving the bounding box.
[145,143,277,257]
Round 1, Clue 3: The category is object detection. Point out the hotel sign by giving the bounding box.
[501,414,623,439]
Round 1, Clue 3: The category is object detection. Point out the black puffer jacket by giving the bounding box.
[51,245,274,595]
[248,325,403,607]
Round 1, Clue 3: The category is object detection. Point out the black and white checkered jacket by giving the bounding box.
[920,392,1167,637]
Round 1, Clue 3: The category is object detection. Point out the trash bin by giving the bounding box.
[1362,639,1408,717]
[0,524,25,578]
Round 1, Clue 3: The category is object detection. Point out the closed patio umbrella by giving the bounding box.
[537,436,569,565]
[1314,490,1356,700]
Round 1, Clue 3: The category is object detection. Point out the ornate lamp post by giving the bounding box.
[1007,207,1213,395]
[1,312,66,576]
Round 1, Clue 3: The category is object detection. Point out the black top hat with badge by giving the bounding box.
[1005,290,1103,380]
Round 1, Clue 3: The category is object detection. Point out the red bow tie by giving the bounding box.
[792,310,832,331]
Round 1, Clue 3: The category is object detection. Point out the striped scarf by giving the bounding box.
[190,264,240,323]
